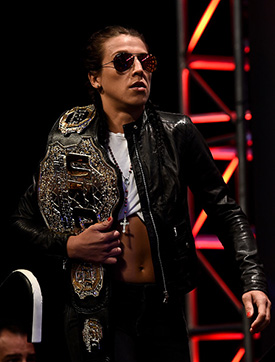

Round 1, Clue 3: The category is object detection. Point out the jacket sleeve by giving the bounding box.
[11,176,70,258]
[183,119,268,295]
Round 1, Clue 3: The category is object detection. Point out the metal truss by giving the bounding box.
[176,1,256,361]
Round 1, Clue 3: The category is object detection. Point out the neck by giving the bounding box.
[102,104,145,133]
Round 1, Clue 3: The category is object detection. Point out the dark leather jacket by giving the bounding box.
[12,104,268,301]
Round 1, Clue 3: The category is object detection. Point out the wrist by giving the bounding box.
[66,235,78,259]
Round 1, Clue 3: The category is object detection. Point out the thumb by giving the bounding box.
[93,216,113,231]
[242,292,254,318]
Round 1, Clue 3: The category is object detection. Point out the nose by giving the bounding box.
[132,56,144,75]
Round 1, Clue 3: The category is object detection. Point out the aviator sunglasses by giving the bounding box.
[101,52,157,73]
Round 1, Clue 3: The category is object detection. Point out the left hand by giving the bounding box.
[242,290,271,334]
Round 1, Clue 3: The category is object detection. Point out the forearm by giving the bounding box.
[184,123,268,295]
[212,203,268,295]
[11,181,70,258]
[12,216,70,257]
[12,183,121,264]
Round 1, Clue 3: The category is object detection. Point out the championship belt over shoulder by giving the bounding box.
[37,105,120,356]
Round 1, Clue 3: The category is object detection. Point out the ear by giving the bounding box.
[88,72,101,90]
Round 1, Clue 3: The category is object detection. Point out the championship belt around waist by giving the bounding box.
[37,105,120,356]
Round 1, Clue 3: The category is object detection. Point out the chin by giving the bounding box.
[129,94,150,107]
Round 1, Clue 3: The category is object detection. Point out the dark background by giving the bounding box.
[249,0,275,354]
[2,0,275,359]
[3,1,180,213]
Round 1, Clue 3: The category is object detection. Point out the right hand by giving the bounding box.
[66,217,121,264]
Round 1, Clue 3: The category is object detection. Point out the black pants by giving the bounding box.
[111,282,191,362]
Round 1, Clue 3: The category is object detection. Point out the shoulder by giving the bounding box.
[156,110,193,128]
[153,109,208,150]
[57,104,96,135]
[47,104,97,145]
[155,110,196,136]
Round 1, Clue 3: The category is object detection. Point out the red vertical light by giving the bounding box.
[222,157,239,183]
[182,68,190,114]
[187,0,221,54]
[192,157,239,237]
[231,347,245,362]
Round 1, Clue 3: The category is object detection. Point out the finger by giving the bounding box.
[250,299,271,333]
[250,314,269,334]
[242,293,254,319]
[266,299,272,322]
[103,257,119,265]
[104,238,121,251]
[108,246,122,257]
[103,247,122,265]
[92,216,114,231]
[102,230,120,243]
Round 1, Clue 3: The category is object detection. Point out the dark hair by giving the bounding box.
[84,25,149,103]
[0,322,27,336]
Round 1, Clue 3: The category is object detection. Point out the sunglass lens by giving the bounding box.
[140,54,157,73]
[113,53,134,72]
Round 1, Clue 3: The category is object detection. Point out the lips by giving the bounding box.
[130,81,147,89]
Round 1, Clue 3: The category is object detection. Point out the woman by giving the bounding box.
[13,26,271,362]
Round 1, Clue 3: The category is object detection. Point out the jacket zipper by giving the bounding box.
[133,134,169,304]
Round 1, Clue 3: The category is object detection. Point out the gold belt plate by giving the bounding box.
[71,262,104,299]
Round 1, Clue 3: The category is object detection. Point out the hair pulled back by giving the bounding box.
[84,25,149,103]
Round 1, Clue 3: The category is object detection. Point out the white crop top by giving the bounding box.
[107,132,144,222]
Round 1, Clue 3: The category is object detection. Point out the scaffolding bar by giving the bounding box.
[177,0,255,361]
[233,0,253,359]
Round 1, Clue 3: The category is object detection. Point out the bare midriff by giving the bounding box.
[113,214,156,283]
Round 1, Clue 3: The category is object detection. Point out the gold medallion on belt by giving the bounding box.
[71,262,104,299]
